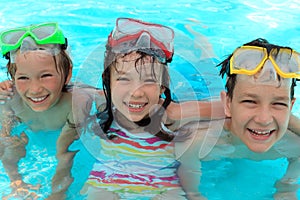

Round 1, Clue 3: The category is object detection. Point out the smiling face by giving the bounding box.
[14,51,71,112]
[221,75,295,153]
[110,52,165,122]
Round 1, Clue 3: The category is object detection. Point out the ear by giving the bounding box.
[160,86,165,95]
[65,65,73,85]
[220,91,232,117]
[290,98,296,110]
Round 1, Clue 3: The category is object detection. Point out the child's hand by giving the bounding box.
[273,191,298,200]
[0,80,14,104]
[274,179,299,200]
[2,180,41,200]
[45,192,66,200]
[80,184,121,200]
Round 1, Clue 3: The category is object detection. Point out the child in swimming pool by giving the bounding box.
[176,38,300,199]
[0,22,96,200]
[69,17,230,200]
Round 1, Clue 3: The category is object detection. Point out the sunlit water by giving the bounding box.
[0,0,299,199]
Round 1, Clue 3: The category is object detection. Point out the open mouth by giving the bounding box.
[247,128,275,138]
[126,102,148,112]
[28,95,49,103]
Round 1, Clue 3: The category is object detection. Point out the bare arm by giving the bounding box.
[166,100,225,121]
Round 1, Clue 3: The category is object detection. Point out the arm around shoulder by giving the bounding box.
[167,100,225,121]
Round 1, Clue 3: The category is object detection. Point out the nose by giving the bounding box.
[28,79,43,94]
[253,106,273,126]
[130,82,145,98]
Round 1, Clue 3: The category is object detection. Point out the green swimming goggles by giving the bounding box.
[0,22,67,56]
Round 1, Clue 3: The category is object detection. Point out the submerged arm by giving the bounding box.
[48,123,79,200]
[48,87,102,199]
[0,105,39,199]
[274,157,300,199]
[175,122,208,199]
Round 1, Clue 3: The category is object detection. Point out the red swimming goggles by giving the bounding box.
[108,18,174,63]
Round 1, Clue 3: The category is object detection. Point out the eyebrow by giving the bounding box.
[113,68,156,77]
[273,96,290,101]
[112,69,127,75]
[240,93,290,101]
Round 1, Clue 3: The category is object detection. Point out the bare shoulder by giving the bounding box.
[72,87,105,104]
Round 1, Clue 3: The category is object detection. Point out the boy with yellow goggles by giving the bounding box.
[0,22,67,57]
[230,45,300,78]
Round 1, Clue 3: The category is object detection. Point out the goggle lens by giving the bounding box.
[271,49,300,74]
[231,48,264,72]
[2,30,26,44]
[31,25,57,40]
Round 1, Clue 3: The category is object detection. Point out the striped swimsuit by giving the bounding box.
[86,122,183,199]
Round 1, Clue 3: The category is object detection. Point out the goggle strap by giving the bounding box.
[3,38,68,61]
[4,52,9,60]
[61,38,68,50]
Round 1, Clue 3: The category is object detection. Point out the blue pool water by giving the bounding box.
[0,0,300,199]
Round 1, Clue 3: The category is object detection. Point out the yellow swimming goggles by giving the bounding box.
[230,46,300,78]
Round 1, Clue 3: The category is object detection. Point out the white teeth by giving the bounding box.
[249,129,272,135]
[128,103,144,108]
[30,96,47,102]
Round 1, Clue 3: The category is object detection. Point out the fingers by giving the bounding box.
[0,80,14,104]
[0,80,13,91]
[20,132,29,145]
[0,94,13,105]
[3,181,41,200]
[3,190,41,200]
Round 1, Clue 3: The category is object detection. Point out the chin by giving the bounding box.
[247,144,272,153]
[129,114,148,122]
[30,106,49,112]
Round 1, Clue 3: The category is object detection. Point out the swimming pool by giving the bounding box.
[0,0,299,199]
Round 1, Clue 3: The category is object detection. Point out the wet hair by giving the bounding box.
[97,48,174,142]
[218,38,297,99]
[6,49,72,92]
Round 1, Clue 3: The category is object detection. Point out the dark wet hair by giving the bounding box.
[218,38,297,99]
[97,48,174,142]
[6,49,72,92]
